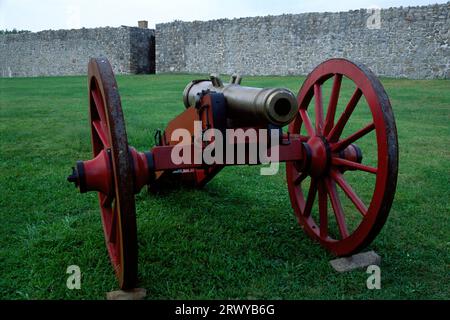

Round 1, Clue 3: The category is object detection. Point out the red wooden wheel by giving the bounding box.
[88,58,138,289]
[286,59,398,256]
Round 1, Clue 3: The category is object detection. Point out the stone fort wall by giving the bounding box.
[156,2,450,79]
[0,3,448,79]
[0,27,155,77]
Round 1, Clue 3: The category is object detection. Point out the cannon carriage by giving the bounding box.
[68,58,398,289]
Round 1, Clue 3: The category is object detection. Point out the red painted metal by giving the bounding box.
[81,149,112,195]
[129,147,152,193]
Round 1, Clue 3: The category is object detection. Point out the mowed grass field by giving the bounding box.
[0,73,449,300]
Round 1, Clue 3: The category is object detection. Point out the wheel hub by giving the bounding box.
[338,144,363,170]
[306,136,331,177]
[67,149,113,195]
[68,148,155,196]
[301,137,364,177]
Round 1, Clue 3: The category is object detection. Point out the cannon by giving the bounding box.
[182,76,298,127]
[68,58,398,289]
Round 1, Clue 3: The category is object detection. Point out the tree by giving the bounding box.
[0,29,31,35]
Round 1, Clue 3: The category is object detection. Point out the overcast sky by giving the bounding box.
[0,0,447,32]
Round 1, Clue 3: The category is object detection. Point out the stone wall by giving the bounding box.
[1,3,448,79]
[156,2,450,79]
[0,27,155,77]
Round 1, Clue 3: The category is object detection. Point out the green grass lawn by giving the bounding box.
[0,73,449,300]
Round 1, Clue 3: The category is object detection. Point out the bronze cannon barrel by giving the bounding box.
[183,76,298,127]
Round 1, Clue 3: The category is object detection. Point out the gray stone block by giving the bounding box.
[106,288,147,300]
[330,251,381,273]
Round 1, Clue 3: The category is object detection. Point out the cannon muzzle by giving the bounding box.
[183,75,298,127]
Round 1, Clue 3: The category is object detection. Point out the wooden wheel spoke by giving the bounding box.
[324,74,343,135]
[299,109,315,137]
[327,88,362,142]
[101,193,114,209]
[325,178,349,239]
[331,170,367,217]
[304,179,318,217]
[331,122,375,152]
[332,157,378,174]
[93,120,109,147]
[318,179,328,238]
[314,83,324,135]
[109,202,118,244]
[91,87,107,125]
[294,171,308,185]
